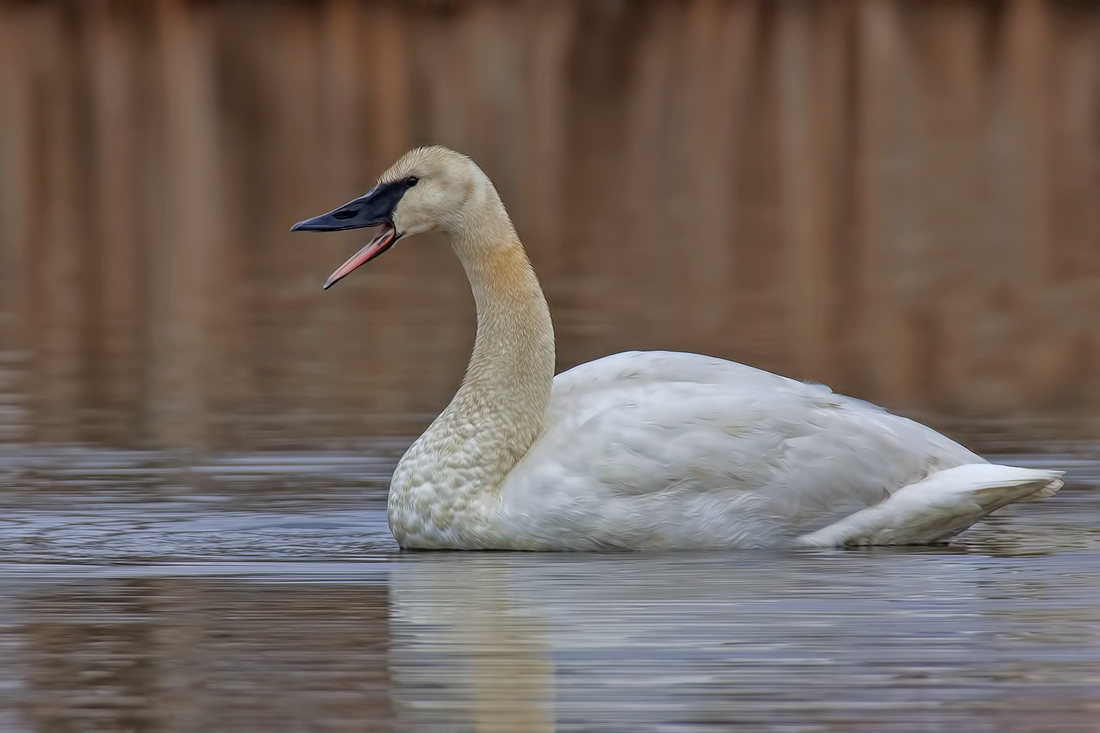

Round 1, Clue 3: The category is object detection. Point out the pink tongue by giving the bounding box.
[323,228,394,289]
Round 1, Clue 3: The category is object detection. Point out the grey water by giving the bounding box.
[0,446,1097,732]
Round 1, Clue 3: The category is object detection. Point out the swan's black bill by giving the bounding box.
[290,180,409,288]
[291,181,406,232]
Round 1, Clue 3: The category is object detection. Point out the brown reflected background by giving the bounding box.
[1,0,1099,450]
[14,579,394,730]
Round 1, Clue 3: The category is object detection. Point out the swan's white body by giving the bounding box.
[298,146,1063,551]
[481,352,986,549]
[390,350,1059,550]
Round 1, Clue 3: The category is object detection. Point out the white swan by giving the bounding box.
[292,146,1063,550]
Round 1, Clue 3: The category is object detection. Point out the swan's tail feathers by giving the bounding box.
[795,464,1065,547]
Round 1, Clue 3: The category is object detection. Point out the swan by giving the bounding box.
[292,146,1063,550]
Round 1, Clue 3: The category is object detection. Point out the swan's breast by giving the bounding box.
[386,430,506,549]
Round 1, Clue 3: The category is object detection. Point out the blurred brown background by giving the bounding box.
[0,0,1098,450]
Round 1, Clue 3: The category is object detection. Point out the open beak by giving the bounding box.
[290,180,408,289]
[318,223,399,290]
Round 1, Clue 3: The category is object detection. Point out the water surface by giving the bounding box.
[0,446,1097,732]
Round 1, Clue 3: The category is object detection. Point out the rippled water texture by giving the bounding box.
[0,447,1095,732]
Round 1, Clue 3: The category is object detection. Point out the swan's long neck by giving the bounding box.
[389,181,554,538]
[442,204,556,474]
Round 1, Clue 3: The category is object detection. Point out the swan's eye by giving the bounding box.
[405,176,419,188]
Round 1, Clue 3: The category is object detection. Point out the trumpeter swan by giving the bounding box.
[292,146,1062,550]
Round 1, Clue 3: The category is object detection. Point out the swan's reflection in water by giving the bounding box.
[388,546,1100,731]
[391,555,555,732]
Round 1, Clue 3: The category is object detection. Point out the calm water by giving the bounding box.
[0,445,1096,732]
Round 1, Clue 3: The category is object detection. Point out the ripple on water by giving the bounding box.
[0,446,1097,731]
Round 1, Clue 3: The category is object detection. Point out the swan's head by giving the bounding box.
[291,146,487,289]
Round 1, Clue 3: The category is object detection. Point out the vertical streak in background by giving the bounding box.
[314,0,362,411]
[779,1,850,387]
[777,0,820,380]
[680,0,740,346]
[731,2,794,373]
[1047,6,1100,284]
[368,3,411,166]
[519,2,573,280]
[89,2,141,440]
[920,2,1000,410]
[321,0,362,196]
[148,0,223,448]
[856,0,925,407]
[713,1,760,362]
[622,3,679,344]
[558,0,641,360]
[268,1,323,421]
[35,4,85,442]
[0,6,33,442]
[1001,0,1056,406]
[1046,6,1100,411]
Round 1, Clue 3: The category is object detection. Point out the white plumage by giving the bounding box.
[499,351,986,549]
[294,146,1064,551]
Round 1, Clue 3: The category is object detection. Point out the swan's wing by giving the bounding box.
[501,352,981,547]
